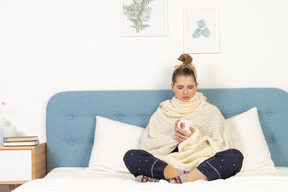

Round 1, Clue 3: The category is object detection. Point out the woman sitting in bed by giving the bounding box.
[123,53,244,184]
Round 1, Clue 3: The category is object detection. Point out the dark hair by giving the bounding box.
[172,54,197,84]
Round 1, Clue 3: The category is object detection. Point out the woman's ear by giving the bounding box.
[171,83,175,92]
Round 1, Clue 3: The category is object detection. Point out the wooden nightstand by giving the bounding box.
[0,143,46,191]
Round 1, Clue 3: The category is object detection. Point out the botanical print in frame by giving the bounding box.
[184,7,220,53]
[120,0,168,37]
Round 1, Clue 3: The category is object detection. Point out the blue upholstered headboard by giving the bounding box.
[46,88,288,172]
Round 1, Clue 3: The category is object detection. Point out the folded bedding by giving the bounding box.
[13,167,288,192]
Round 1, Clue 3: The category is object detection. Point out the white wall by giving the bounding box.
[0,0,288,142]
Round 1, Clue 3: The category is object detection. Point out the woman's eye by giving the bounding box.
[188,86,194,89]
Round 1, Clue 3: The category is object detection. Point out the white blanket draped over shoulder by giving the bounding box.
[140,92,232,171]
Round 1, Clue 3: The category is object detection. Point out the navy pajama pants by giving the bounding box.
[123,148,243,181]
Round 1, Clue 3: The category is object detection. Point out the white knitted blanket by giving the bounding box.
[140,92,232,171]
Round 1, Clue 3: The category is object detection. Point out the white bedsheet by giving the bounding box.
[13,167,288,192]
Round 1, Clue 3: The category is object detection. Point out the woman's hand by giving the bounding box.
[174,119,195,142]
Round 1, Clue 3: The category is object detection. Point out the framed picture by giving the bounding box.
[120,0,168,37]
[184,7,220,53]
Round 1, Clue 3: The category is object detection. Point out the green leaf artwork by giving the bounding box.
[123,0,154,33]
[193,19,210,38]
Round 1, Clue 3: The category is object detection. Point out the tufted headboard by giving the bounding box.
[46,88,288,172]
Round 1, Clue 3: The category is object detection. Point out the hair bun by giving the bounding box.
[172,53,197,83]
[178,54,193,65]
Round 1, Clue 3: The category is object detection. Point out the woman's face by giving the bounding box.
[171,75,198,102]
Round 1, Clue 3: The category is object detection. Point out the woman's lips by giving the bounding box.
[182,96,190,100]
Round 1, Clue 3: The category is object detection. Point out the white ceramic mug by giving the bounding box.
[177,120,193,134]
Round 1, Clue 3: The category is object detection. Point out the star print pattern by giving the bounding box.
[197,149,244,181]
[123,149,168,179]
[124,148,243,182]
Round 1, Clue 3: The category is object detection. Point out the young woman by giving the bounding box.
[123,54,243,184]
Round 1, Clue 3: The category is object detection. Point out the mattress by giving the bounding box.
[13,167,288,192]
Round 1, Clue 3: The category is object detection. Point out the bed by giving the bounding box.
[13,88,288,192]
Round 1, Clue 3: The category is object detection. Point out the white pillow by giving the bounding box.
[88,116,144,173]
[226,107,275,172]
